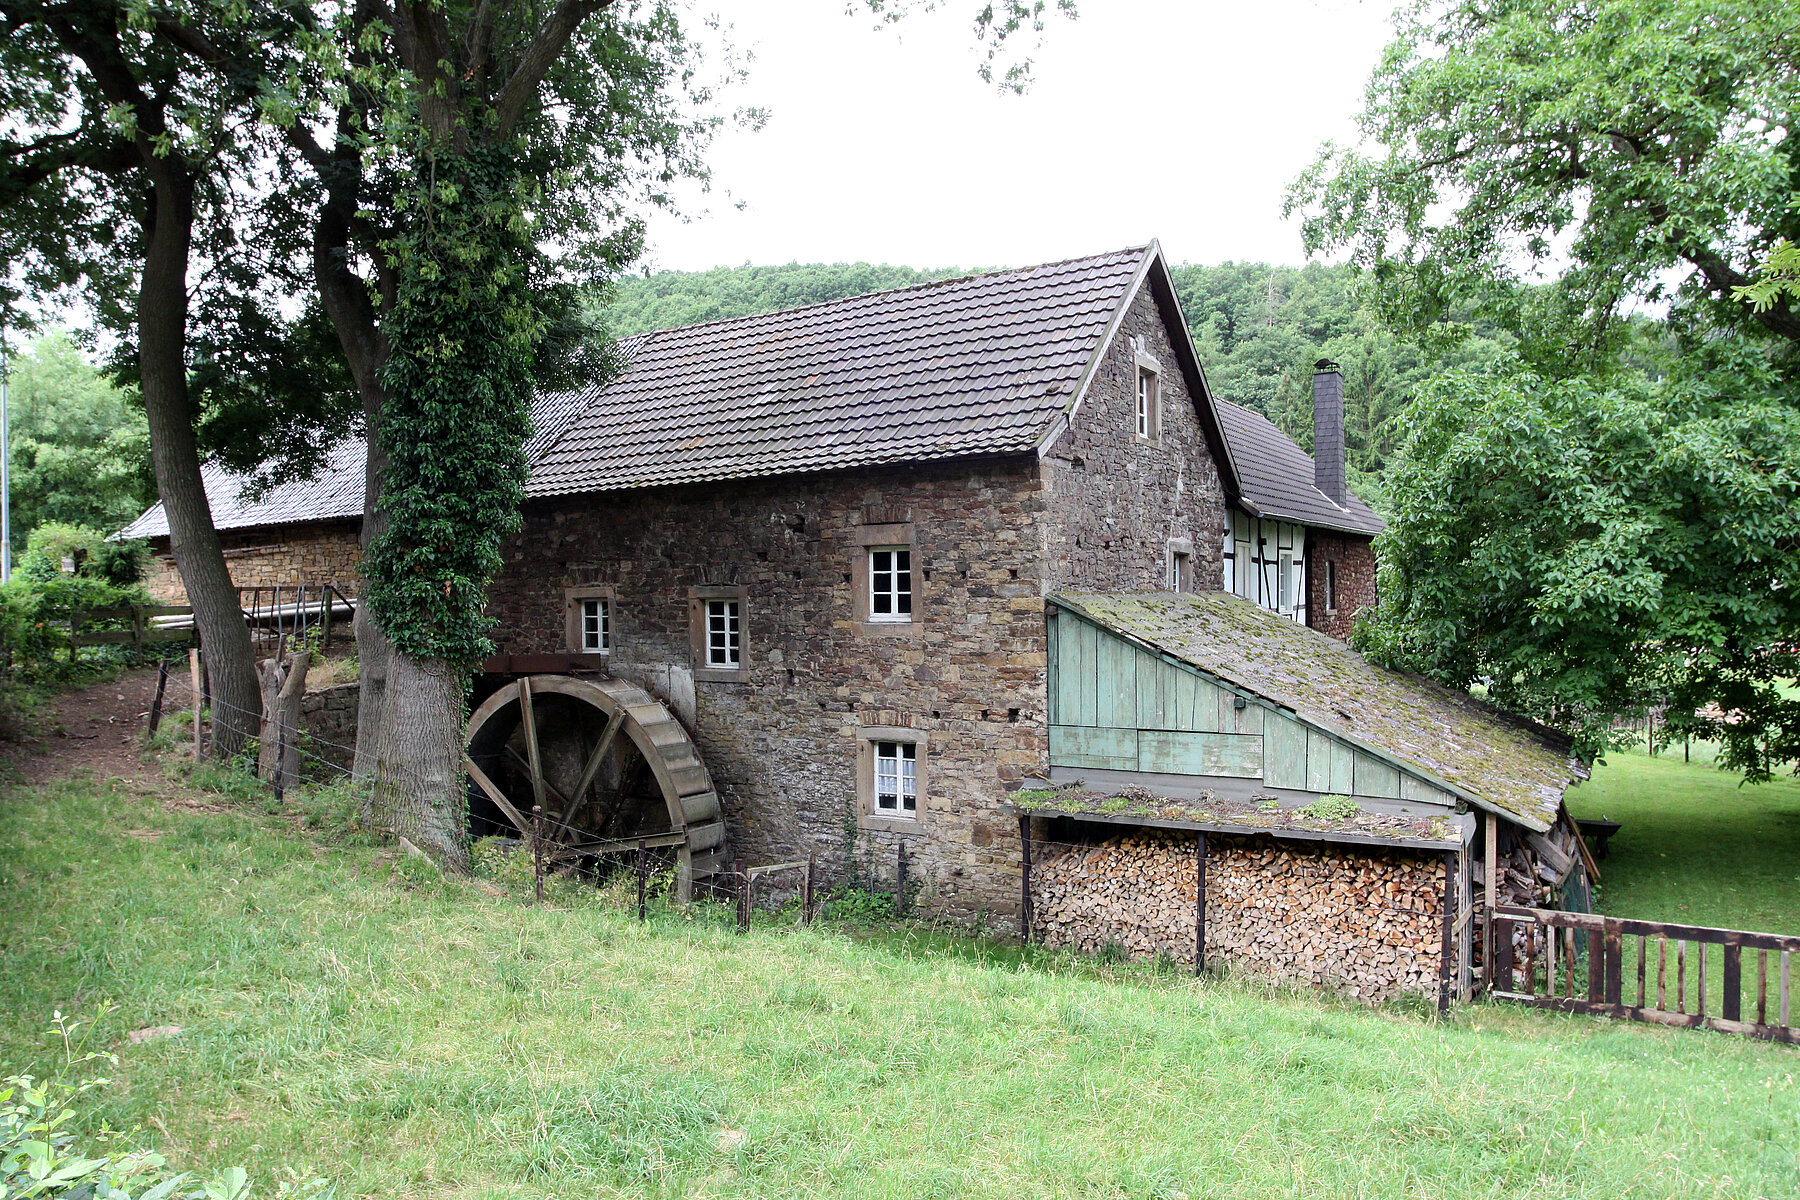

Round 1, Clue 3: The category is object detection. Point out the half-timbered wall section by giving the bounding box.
[1045,605,1461,817]
[1223,511,1308,626]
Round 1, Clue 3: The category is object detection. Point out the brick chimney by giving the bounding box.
[1312,359,1347,508]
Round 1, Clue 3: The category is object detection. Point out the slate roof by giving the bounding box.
[123,248,1179,537]
[525,247,1149,496]
[1048,591,1582,832]
[1216,399,1384,537]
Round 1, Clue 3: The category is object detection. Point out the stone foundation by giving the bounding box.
[298,683,360,779]
[1030,831,1445,1002]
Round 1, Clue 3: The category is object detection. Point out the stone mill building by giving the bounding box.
[125,243,1590,1001]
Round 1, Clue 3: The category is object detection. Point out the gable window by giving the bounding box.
[869,547,912,620]
[580,598,610,652]
[1136,367,1159,440]
[706,599,740,667]
[873,741,918,815]
[1325,560,1338,614]
[564,585,616,655]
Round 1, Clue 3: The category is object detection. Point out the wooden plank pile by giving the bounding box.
[1030,832,1444,1002]
[1483,815,1587,910]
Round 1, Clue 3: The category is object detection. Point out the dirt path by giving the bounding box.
[5,666,174,786]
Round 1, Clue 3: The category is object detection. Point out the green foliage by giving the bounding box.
[1296,795,1360,822]
[601,262,968,336]
[362,148,538,666]
[1289,0,1800,363]
[1735,240,1800,314]
[1358,361,1800,776]
[18,523,144,587]
[1,333,155,551]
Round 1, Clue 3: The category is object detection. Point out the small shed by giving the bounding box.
[1016,592,1592,1002]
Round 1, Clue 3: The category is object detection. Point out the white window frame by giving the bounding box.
[1136,367,1159,440]
[578,597,611,652]
[1278,550,1296,614]
[705,598,741,668]
[873,740,918,816]
[867,546,913,622]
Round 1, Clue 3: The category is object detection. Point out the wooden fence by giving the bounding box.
[1488,904,1797,1044]
[69,604,195,657]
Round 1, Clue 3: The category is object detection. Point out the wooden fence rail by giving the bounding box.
[69,604,195,657]
[1489,904,1797,1044]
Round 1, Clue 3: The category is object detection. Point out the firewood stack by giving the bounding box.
[1030,833,1445,1003]
[1474,813,1586,912]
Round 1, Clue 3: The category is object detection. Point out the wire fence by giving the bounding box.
[140,658,877,929]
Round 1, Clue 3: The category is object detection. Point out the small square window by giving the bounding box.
[869,547,913,620]
[580,598,611,652]
[706,599,740,668]
[873,740,917,815]
[1136,367,1159,440]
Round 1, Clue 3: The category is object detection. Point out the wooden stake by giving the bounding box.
[189,649,203,757]
[1018,814,1032,946]
[1195,831,1207,977]
[735,856,747,934]
[803,851,816,924]
[531,805,545,904]
[896,843,907,917]
[637,838,648,922]
[147,658,169,736]
[1482,813,1498,996]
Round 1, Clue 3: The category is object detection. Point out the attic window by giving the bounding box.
[1136,367,1160,441]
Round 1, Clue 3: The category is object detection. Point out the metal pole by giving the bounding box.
[636,837,647,921]
[532,805,545,904]
[1018,814,1032,946]
[1,325,10,585]
[803,850,816,924]
[896,843,907,917]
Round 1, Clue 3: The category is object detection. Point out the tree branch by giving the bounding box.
[1684,244,1800,343]
[491,0,612,138]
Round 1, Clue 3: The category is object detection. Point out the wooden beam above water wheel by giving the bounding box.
[464,675,726,891]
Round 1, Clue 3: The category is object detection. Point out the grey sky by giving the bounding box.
[639,0,1401,274]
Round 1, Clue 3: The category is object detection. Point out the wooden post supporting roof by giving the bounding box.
[1195,831,1207,977]
[1439,851,1457,1014]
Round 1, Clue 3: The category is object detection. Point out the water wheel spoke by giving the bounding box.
[518,676,550,816]
[502,744,575,821]
[570,712,624,810]
[465,755,532,837]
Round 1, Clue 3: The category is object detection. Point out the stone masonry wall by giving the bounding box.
[299,682,360,778]
[1040,283,1227,592]
[1307,531,1377,641]
[483,458,1054,919]
[1030,831,1445,1002]
[146,522,364,604]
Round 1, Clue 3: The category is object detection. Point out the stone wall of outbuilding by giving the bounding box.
[145,522,364,604]
[1029,830,1446,1002]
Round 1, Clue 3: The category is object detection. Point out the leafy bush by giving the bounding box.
[1,542,155,681]
[18,523,145,587]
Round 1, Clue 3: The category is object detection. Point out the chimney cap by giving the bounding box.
[1313,358,1340,373]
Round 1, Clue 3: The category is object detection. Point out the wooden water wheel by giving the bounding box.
[463,675,727,891]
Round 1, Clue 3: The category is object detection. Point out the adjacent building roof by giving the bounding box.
[1216,400,1384,537]
[1048,591,1581,831]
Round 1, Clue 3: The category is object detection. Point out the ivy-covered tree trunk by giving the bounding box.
[362,146,537,868]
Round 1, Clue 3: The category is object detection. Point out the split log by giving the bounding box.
[256,650,312,787]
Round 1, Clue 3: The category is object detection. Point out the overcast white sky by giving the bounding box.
[638,0,1401,274]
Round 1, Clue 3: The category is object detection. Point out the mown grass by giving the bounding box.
[1569,750,1800,935]
[1,770,1796,1199]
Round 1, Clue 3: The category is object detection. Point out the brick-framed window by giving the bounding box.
[688,585,746,681]
[857,725,926,832]
[563,584,615,655]
[853,522,921,635]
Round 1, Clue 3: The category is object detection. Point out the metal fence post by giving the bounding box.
[896,843,907,917]
[735,856,746,934]
[1018,814,1032,946]
[636,837,648,922]
[1195,831,1207,977]
[147,657,169,736]
[803,850,816,924]
[532,805,546,904]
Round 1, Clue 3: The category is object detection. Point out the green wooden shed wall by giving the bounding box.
[1047,608,1456,806]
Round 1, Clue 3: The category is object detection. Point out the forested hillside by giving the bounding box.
[604,260,1508,505]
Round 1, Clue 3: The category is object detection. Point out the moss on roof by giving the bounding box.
[1050,592,1581,832]
[1010,783,1462,848]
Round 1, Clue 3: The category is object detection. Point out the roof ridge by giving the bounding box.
[616,245,1151,342]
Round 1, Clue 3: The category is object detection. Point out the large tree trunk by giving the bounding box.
[372,652,470,870]
[137,161,259,759]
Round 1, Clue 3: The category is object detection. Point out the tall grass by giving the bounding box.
[1,770,1795,1199]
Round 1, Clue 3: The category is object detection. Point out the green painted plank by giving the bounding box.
[1158,661,1182,730]
[1076,620,1100,727]
[1353,752,1401,799]
[1234,700,1264,736]
[1137,649,1163,729]
[1049,725,1139,769]
[1097,634,1137,728]
[1328,740,1355,794]
[1264,713,1309,790]
[1195,678,1221,733]
[1307,729,1332,792]
[1138,730,1264,778]
[1402,774,1455,806]
[1047,614,1063,725]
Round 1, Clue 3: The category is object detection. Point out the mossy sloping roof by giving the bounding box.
[1050,591,1581,832]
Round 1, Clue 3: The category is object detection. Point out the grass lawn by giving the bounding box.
[1567,749,1800,936]
[1,769,1797,1200]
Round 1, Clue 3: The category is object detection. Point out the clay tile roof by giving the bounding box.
[1215,399,1384,537]
[1048,590,1582,832]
